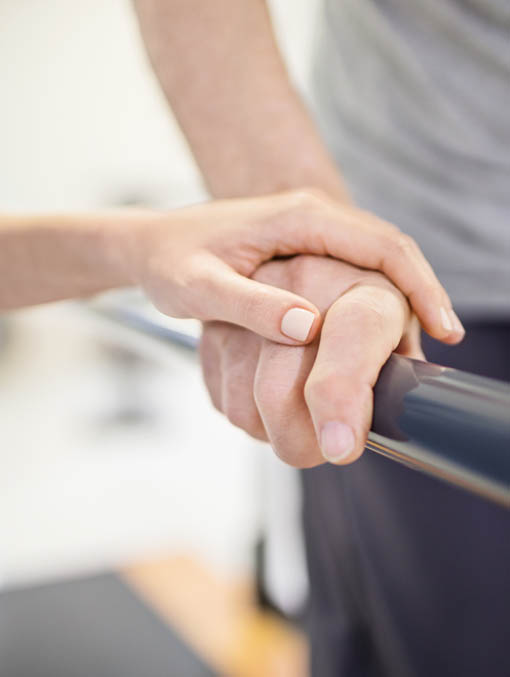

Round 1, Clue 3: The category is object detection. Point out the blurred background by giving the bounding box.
[0,0,320,675]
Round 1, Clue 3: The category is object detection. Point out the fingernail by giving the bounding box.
[449,309,465,337]
[281,308,315,342]
[440,306,453,333]
[320,422,355,464]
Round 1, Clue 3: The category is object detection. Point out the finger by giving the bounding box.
[219,325,267,441]
[395,313,426,360]
[303,280,409,465]
[200,322,267,440]
[265,191,465,343]
[181,254,322,345]
[199,322,226,413]
[254,339,323,468]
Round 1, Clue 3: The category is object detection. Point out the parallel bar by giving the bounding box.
[91,304,510,508]
[370,354,510,507]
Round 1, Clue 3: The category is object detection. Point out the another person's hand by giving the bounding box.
[125,189,464,344]
[199,255,424,466]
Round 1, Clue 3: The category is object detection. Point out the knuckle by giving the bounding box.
[270,431,320,469]
[379,220,401,236]
[304,372,337,409]
[365,295,394,325]
[389,232,419,258]
[287,186,328,210]
[223,399,258,435]
[408,280,441,306]
[350,280,407,320]
[304,368,370,413]
[344,296,389,332]
[306,372,373,426]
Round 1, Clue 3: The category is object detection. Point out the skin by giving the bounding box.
[1,191,456,348]
[134,0,464,464]
[201,254,423,466]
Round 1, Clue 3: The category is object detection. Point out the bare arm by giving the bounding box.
[0,202,355,345]
[134,0,349,201]
[0,211,129,310]
[135,0,465,463]
[134,0,462,339]
[4,196,448,346]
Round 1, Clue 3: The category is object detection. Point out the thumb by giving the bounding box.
[185,257,321,344]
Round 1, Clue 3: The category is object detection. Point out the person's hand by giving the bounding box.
[200,255,425,466]
[121,189,464,345]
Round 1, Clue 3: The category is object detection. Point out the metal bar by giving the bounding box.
[91,304,510,508]
[370,354,510,507]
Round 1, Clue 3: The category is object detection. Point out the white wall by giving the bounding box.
[0,0,318,212]
[0,0,317,603]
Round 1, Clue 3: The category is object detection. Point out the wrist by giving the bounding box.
[208,148,351,205]
[97,208,160,287]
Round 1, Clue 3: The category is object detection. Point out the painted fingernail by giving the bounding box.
[449,309,465,337]
[440,306,453,333]
[320,422,355,464]
[281,308,315,342]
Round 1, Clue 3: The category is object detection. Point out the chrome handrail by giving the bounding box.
[370,355,510,508]
[92,302,510,508]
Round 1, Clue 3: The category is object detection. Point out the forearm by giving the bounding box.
[134,0,349,200]
[0,212,134,310]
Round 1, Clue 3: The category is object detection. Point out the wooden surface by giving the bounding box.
[122,555,308,677]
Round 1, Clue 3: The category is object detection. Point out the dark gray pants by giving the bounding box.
[302,322,510,677]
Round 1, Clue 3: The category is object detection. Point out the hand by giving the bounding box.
[200,255,424,466]
[122,189,464,345]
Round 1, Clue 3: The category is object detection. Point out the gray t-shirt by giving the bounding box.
[312,0,510,319]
